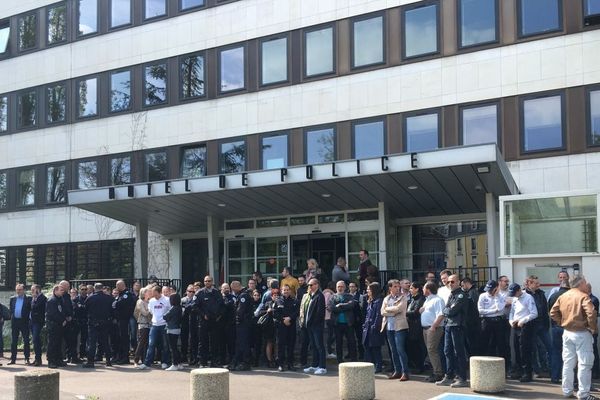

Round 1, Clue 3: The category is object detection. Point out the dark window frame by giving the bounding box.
[456,0,499,50]
[76,158,99,189]
[402,108,442,153]
[401,0,441,61]
[16,11,38,53]
[218,137,248,174]
[259,131,290,170]
[351,117,387,159]
[519,90,566,155]
[46,1,68,47]
[45,80,69,126]
[178,0,206,13]
[76,0,100,39]
[109,0,133,30]
[108,68,133,114]
[259,34,290,88]
[217,43,247,95]
[16,88,38,130]
[45,162,68,205]
[303,124,338,164]
[75,74,99,119]
[143,0,169,23]
[350,11,387,70]
[458,100,502,148]
[15,166,36,208]
[516,0,563,39]
[142,60,169,108]
[0,93,9,134]
[178,51,206,101]
[109,152,133,186]
[0,169,8,209]
[585,84,600,147]
[303,22,337,79]
[179,143,208,178]
[144,149,169,182]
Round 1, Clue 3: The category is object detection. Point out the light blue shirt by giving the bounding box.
[14,296,24,319]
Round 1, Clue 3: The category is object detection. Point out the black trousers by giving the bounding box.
[277,323,296,367]
[181,318,190,361]
[186,314,199,363]
[513,322,535,377]
[232,323,251,366]
[47,321,64,365]
[63,320,78,360]
[117,319,130,361]
[198,319,220,366]
[77,322,88,358]
[481,317,508,364]
[168,333,181,365]
[354,320,364,359]
[87,322,111,364]
[334,323,357,363]
[299,326,310,366]
[10,318,30,360]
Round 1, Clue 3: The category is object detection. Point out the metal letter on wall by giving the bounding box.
[411,153,418,168]
[147,183,152,195]
[306,165,313,179]
[219,175,226,188]
[241,173,248,186]
[108,187,115,199]
[381,156,389,171]
[185,179,191,192]
[331,163,338,176]
[165,181,171,193]
[280,168,287,182]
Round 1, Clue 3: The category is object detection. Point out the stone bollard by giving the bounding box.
[470,356,505,393]
[14,370,59,400]
[190,368,229,400]
[339,362,375,400]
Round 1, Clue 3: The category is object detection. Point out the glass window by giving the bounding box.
[18,13,37,51]
[256,218,288,228]
[78,161,97,189]
[226,220,254,230]
[220,140,246,173]
[47,165,66,203]
[0,22,9,54]
[111,0,131,28]
[461,104,498,145]
[110,70,131,112]
[318,214,344,224]
[47,83,66,124]
[305,26,334,77]
[0,96,7,132]
[405,112,439,152]
[459,0,497,47]
[347,211,379,222]
[180,54,205,99]
[261,37,288,85]
[18,169,35,206]
[348,231,379,269]
[78,0,97,36]
[0,171,7,208]
[146,152,168,181]
[354,120,384,159]
[47,3,67,45]
[77,78,97,117]
[145,0,166,19]
[522,95,563,152]
[144,63,167,106]
[220,46,245,92]
[262,134,288,169]
[257,237,288,275]
[227,239,255,282]
[306,128,335,164]
[590,90,600,146]
[17,90,37,128]
[403,4,438,58]
[181,146,207,178]
[290,216,315,225]
[585,0,600,16]
[111,156,131,185]
[353,15,384,67]
[518,0,561,37]
[181,0,205,10]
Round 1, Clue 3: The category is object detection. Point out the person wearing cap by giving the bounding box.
[478,280,508,369]
[508,283,538,382]
[550,275,598,400]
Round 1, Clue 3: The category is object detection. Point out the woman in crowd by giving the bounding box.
[255,288,278,368]
[163,292,183,371]
[323,281,336,358]
[304,258,322,283]
[133,287,151,366]
[250,289,263,366]
[406,281,427,373]
[381,279,410,381]
[362,282,384,373]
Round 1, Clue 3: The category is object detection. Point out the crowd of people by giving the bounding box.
[0,252,598,400]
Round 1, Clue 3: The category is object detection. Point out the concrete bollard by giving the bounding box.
[190,368,229,400]
[470,356,505,393]
[339,362,375,400]
[14,370,59,400]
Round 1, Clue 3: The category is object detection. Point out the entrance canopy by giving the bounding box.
[68,144,518,235]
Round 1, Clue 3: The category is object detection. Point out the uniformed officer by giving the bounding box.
[435,274,469,388]
[273,284,299,371]
[229,281,253,371]
[73,285,89,361]
[220,283,236,365]
[478,280,507,362]
[83,283,115,368]
[58,280,76,364]
[113,280,137,364]
[194,275,224,367]
[45,285,67,369]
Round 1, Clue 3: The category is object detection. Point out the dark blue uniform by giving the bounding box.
[193,287,224,366]
[84,290,114,367]
[30,293,47,364]
[73,294,88,360]
[231,290,253,370]
[220,293,236,365]
[442,288,469,382]
[45,294,66,367]
[113,289,137,363]
[273,295,299,369]
[61,293,76,362]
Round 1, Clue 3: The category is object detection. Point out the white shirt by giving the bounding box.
[421,294,445,327]
[478,292,505,317]
[438,285,451,305]
[148,295,170,326]
[546,286,560,299]
[498,288,512,316]
[509,292,538,326]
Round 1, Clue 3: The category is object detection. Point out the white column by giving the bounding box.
[207,216,220,281]
[378,202,387,270]
[134,222,149,279]
[486,193,499,267]
[169,238,182,282]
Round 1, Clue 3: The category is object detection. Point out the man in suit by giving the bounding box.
[30,284,47,366]
[9,283,32,364]
[301,278,327,375]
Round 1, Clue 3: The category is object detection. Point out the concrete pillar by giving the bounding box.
[14,370,59,400]
[190,368,229,400]
[339,362,375,400]
[470,356,505,393]
[135,222,149,279]
[207,216,220,282]
[169,238,182,283]
[485,193,499,267]
[377,202,387,270]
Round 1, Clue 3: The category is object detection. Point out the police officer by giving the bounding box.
[220,283,236,365]
[113,280,137,364]
[45,285,67,369]
[58,280,76,364]
[194,275,224,367]
[229,281,253,371]
[435,274,469,388]
[73,285,88,361]
[83,283,115,368]
[274,284,299,371]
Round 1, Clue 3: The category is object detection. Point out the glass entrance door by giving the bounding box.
[291,233,345,285]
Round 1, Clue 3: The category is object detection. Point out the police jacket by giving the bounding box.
[273,295,299,325]
[527,288,550,329]
[443,287,469,327]
[85,291,114,323]
[182,296,196,325]
[45,295,66,324]
[235,290,254,324]
[60,293,73,318]
[328,292,356,327]
[30,293,47,325]
[194,287,224,321]
[113,289,137,320]
[73,295,88,323]
[222,293,236,325]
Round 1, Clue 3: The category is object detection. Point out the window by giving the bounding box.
[77,78,97,117]
[352,15,384,68]
[306,127,335,164]
[305,26,334,77]
[220,140,246,173]
[17,90,37,128]
[0,171,7,208]
[471,237,477,251]
[47,165,66,203]
[78,161,98,189]
[518,0,561,37]
[585,0,600,16]
[181,146,207,178]
[353,119,384,159]
[0,22,9,54]
[145,0,166,20]
[522,94,564,152]
[111,156,131,185]
[403,3,438,59]
[111,0,131,28]
[458,0,497,48]
[110,70,131,112]
[180,53,205,99]
[146,152,168,181]
[262,134,288,169]
[0,96,7,132]
[47,3,67,45]
[47,83,66,124]
[144,63,167,106]
[18,13,37,51]
[228,239,255,282]
[590,90,600,146]
[319,214,344,224]
[18,169,35,206]
[461,103,498,145]
[261,37,288,85]
[405,112,439,152]
[181,0,205,10]
[78,0,98,36]
[348,231,379,269]
[257,237,288,275]
[219,46,245,92]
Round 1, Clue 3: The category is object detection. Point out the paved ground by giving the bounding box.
[0,358,574,400]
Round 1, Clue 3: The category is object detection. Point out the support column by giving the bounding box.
[486,193,499,268]
[378,202,387,270]
[207,216,220,282]
[135,222,149,279]
[169,238,182,283]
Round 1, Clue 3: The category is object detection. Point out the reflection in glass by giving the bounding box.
[47,165,66,203]
[181,0,204,9]
[18,13,36,51]
[111,157,131,185]
[0,24,9,54]
[523,95,563,152]
[18,169,35,206]
[305,27,334,76]
[47,84,66,123]
[0,96,7,132]
[353,16,384,67]
[78,78,97,117]
[354,120,384,159]
[220,141,246,173]
[181,146,207,178]
[585,0,600,15]
[111,0,131,28]
[306,128,335,164]
[257,237,287,275]
[78,0,98,35]
[145,0,166,19]
[180,54,205,98]
[262,134,288,169]
[146,152,168,181]
[220,47,245,92]
[459,0,496,47]
[78,161,97,189]
[404,4,438,58]
[519,0,560,37]
[228,239,255,281]
[144,63,167,105]
[111,70,131,112]
[406,113,439,152]
[591,91,600,145]
[0,172,7,208]
[17,91,37,128]
[48,4,67,44]
[462,104,498,145]
[348,231,379,270]
[262,38,288,85]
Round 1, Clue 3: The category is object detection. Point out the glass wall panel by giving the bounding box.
[461,104,498,145]
[585,0,600,15]
[523,95,563,152]
[146,152,168,181]
[110,70,131,112]
[77,78,97,117]
[220,47,245,92]
[305,27,334,76]
[519,0,560,37]
[111,156,131,185]
[0,172,6,208]
[180,54,205,98]
[405,112,438,152]
[144,63,167,105]
[47,165,66,203]
[220,140,246,173]
[354,120,384,159]
[228,239,255,282]
[306,128,335,164]
[0,249,6,287]
[0,96,7,132]
[17,91,37,128]
[348,231,379,270]
[78,0,97,36]
[78,161,97,189]
[111,0,131,28]
[353,16,384,67]
[47,3,67,44]
[257,237,288,275]
[47,84,66,123]
[181,146,207,178]
[18,13,37,51]
[459,0,497,47]
[404,4,438,58]
[590,90,600,146]
[262,134,288,169]
[181,0,205,10]
[261,37,288,85]
[145,0,166,19]
[0,23,9,54]
[18,169,35,206]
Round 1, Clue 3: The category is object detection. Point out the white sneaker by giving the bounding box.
[314,368,327,375]
[327,353,337,359]
[161,363,169,369]
[137,363,148,370]
[303,366,317,373]
[166,365,178,371]
[177,364,185,370]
